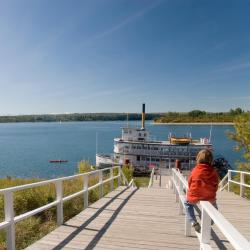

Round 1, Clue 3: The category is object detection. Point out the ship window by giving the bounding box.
[137,155,140,161]
[139,133,141,136]
[144,133,146,136]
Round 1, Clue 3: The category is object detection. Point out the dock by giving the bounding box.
[0,166,249,250]
[27,172,250,250]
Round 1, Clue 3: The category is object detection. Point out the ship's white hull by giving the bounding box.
[96,105,212,174]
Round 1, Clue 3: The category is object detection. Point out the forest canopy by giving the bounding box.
[0,108,245,123]
[154,108,245,123]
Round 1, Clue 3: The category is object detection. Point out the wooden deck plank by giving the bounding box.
[27,179,199,249]
[26,175,250,250]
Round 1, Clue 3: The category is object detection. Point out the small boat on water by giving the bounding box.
[49,160,68,163]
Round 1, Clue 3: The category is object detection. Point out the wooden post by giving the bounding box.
[118,167,122,186]
[179,182,183,215]
[185,214,191,237]
[56,180,63,225]
[228,171,231,192]
[201,207,211,245]
[99,170,103,198]
[83,175,88,209]
[110,168,114,191]
[240,172,244,197]
[5,191,15,250]
[175,177,179,203]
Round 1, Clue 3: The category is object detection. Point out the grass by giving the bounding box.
[134,177,150,187]
[230,172,250,198]
[0,165,122,250]
[0,164,148,249]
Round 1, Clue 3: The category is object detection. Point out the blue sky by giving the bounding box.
[0,0,250,114]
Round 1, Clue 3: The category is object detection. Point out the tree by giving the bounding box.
[227,112,250,170]
[229,107,244,116]
[188,110,206,117]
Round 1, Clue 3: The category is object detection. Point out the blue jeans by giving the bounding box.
[184,200,218,224]
[184,200,197,224]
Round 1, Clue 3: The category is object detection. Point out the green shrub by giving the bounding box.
[122,165,133,183]
[0,165,129,249]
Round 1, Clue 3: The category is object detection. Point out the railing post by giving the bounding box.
[240,172,244,197]
[173,172,176,194]
[185,214,191,237]
[110,168,114,191]
[5,191,15,250]
[175,177,179,202]
[83,175,88,209]
[179,182,183,215]
[201,207,211,245]
[228,171,231,192]
[99,170,103,198]
[118,167,122,186]
[172,171,176,193]
[159,168,162,187]
[56,180,63,225]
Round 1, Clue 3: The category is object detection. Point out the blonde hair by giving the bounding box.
[196,149,213,165]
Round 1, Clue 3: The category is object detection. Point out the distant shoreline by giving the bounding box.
[153,122,234,125]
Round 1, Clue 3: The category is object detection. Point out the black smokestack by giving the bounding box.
[141,103,145,130]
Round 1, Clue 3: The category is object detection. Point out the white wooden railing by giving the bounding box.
[171,168,250,250]
[0,166,130,250]
[219,170,250,197]
[148,168,155,188]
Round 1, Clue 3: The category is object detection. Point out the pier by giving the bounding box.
[0,167,250,249]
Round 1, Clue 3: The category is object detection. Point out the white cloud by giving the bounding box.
[216,62,250,72]
[82,0,164,45]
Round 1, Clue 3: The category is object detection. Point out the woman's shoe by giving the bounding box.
[192,222,201,233]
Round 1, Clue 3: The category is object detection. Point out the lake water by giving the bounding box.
[0,121,240,179]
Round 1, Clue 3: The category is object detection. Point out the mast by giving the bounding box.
[209,123,213,143]
[96,132,98,155]
[141,103,145,130]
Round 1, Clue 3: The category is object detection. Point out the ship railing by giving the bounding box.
[171,168,250,250]
[148,168,155,188]
[219,170,250,197]
[0,166,130,250]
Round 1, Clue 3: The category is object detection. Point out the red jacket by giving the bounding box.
[187,163,219,204]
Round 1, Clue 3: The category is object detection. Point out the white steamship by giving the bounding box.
[96,104,212,174]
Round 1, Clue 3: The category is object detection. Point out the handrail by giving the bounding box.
[148,168,155,188]
[218,172,229,191]
[222,170,250,197]
[200,201,250,250]
[128,179,136,188]
[171,168,250,250]
[0,166,129,250]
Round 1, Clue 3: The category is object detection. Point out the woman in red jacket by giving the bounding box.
[184,149,219,233]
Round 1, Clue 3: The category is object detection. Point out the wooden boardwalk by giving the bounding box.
[27,175,250,250]
[215,190,250,244]
[27,178,199,249]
